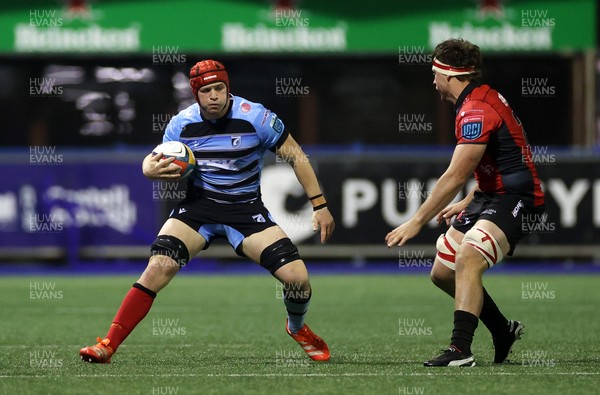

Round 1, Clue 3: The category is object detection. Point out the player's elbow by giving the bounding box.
[441,170,469,190]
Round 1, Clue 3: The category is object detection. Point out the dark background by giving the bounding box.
[1,54,573,148]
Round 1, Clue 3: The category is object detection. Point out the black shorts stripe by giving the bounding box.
[202,172,260,190]
[199,189,259,203]
[181,119,257,138]
[194,146,258,159]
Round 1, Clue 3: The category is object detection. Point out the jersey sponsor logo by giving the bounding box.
[456,210,470,225]
[481,208,497,216]
[260,109,271,126]
[231,136,241,147]
[252,214,266,223]
[461,116,484,140]
[241,102,251,113]
[497,92,509,106]
[512,200,525,217]
[197,159,238,171]
[269,115,284,134]
[479,164,494,176]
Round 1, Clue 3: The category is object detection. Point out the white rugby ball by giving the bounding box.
[152,141,196,179]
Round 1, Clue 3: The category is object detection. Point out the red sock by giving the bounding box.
[105,283,156,350]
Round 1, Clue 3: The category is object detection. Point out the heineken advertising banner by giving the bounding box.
[0,0,594,54]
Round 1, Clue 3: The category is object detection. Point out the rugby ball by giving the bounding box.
[152,141,196,179]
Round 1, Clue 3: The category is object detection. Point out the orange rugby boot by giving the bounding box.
[286,320,330,361]
[79,337,114,364]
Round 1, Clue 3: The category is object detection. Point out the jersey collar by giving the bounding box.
[454,82,481,113]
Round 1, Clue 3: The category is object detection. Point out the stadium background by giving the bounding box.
[1,1,599,394]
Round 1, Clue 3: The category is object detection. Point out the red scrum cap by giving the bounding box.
[189,60,229,101]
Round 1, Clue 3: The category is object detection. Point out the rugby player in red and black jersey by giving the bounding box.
[386,38,545,367]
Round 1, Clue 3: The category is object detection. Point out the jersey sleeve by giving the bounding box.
[162,113,182,143]
[253,105,289,151]
[456,101,502,145]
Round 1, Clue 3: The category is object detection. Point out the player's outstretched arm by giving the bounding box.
[385,144,485,247]
[142,152,183,180]
[275,134,335,244]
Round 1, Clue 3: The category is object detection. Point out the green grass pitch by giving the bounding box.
[1,273,598,394]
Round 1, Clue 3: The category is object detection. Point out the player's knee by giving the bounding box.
[435,233,458,271]
[454,246,467,272]
[146,256,179,278]
[455,243,487,275]
[150,235,190,269]
[430,270,442,288]
[460,226,503,269]
[139,257,179,293]
[260,237,301,275]
[430,263,453,287]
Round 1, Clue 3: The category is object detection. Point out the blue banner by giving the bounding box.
[1,161,162,249]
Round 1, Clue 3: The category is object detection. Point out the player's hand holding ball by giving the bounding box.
[143,141,196,180]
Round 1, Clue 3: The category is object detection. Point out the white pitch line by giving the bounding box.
[0,372,598,379]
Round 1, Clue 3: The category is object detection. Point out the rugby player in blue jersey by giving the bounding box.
[80,60,334,364]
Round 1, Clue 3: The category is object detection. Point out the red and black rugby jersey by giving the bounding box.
[454,83,544,207]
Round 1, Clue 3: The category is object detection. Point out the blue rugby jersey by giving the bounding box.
[163,95,288,203]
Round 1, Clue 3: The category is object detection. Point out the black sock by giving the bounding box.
[479,287,509,338]
[451,310,479,355]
